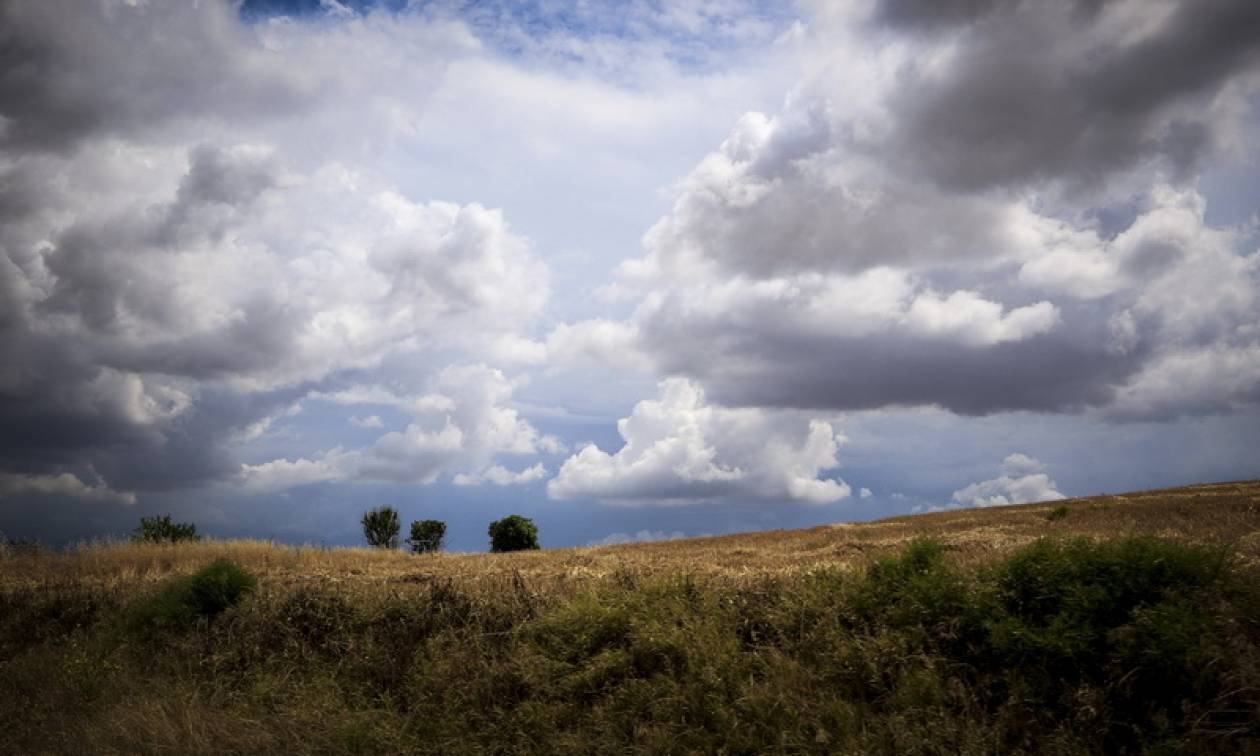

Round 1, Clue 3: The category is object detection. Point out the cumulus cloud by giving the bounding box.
[588,529,687,547]
[548,378,851,505]
[0,0,553,503]
[0,0,802,517]
[241,365,559,492]
[453,463,548,487]
[1,142,548,489]
[543,320,652,372]
[951,454,1068,508]
[594,0,1260,420]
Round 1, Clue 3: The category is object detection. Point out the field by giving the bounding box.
[2,480,1259,754]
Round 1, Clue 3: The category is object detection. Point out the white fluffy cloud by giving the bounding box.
[951,454,1068,508]
[241,365,560,492]
[588,529,687,547]
[453,463,548,487]
[548,378,851,505]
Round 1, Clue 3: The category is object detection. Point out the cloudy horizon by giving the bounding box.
[2,0,1258,550]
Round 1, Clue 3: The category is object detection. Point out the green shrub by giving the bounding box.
[1044,505,1068,521]
[853,537,978,637]
[361,506,401,549]
[488,515,540,552]
[132,559,256,632]
[991,536,1225,631]
[980,537,1234,750]
[407,519,446,554]
[132,514,200,544]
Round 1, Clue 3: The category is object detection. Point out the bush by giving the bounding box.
[132,559,256,632]
[851,536,981,645]
[132,514,200,544]
[977,537,1235,751]
[1044,505,1068,521]
[407,519,446,554]
[361,506,401,549]
[488,515,539,553]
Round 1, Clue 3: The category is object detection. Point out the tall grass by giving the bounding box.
[2,533,1257,754]
[3,481,1258,753]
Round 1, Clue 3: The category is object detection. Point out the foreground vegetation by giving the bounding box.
[2,481,1259,754]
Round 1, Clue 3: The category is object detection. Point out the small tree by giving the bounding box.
[407,519,447,554]
[133,514,200,544]
[361,506,401,549]
[488,514,539,553]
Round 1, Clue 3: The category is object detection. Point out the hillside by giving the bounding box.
[2,480,1259,754]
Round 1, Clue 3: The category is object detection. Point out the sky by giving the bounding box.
[1,0,1258,551]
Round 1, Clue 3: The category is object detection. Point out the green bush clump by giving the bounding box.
[981,537,1232,742]
[132,514,200,544]
[824,535,1241,752]
[131,559,256,632]
[361,506,401,549]
[488,514,540,552]
[851,537,981,640]
[407,519,446,554]
[1044,505,1068,521]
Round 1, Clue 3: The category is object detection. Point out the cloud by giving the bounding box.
[594,0,1260,420]
[238,449,358,494]
[0,471,136,506]
[543,320,651,372]
[0,1,314,151]
[548,378,851,505]
[2,0,1258,548]
[241,365,559,492]
[951,454,1068,508]
[0,0,798,510]
[872,0,1260,192]
[1,139,547,494]
[452,463,548,487]
[588,529,687,547]
[859,487,873,499]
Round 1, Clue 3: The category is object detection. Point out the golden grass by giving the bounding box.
[3,480,1258,755]
[4,479,1257,597]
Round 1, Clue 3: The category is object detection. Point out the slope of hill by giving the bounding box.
[2,480,1259,754]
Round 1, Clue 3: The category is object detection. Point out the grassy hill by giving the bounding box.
[2,480,1258,753]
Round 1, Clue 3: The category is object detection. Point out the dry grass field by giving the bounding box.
[6,479,1257,592]
[2,480,1259,754]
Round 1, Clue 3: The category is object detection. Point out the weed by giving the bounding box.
[131,559,256,632]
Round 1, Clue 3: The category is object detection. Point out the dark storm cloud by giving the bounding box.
[0,373,306,492]
[638,295,1146,415]
[34,145,285,363]
[617,0,1260,420]
[882,0,1260,192]
[0,0,311,152]
[873,0,1006,30]
[873,0,1115,32]
[0,0,323,503]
